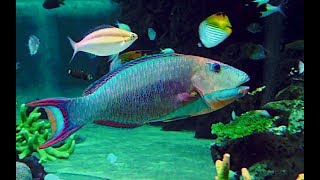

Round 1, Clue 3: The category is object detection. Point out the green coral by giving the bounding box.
[211,111,275,141]
[16,104,76,163]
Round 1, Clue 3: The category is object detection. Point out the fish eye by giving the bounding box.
[130,34,135,38]
[209,63,221,73]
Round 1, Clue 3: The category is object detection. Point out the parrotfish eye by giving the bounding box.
[130,33,135,38]
[209,63,221,73]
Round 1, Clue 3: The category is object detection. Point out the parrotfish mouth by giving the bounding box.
[237,86,250,97]
[234,76,250,97]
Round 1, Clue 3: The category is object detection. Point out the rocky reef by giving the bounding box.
[209,80,304,179]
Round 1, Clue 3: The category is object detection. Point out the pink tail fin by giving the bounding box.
[26,97,83,149]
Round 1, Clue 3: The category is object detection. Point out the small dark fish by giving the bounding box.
[67,69,93,81]
[246,23,262,33]
[244,43,268,60]
[43,0,65,10]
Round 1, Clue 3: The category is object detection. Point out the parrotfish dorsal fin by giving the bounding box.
[83,24,116,37]
[82,53,181,96]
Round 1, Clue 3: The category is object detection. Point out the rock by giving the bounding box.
[267,125,288,136]
[16,161,32,180]
[288,104,304,135]
[263,100,304,134]
[275,84,304,101]
[248,162,274,179]
[210,132,303,171]
[19,156,47,179]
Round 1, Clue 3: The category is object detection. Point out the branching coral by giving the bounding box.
[211,111,276,142]
[215,153,230,180]
[214,153,252,180]
[296,173,304,180]
[16,104,76,163]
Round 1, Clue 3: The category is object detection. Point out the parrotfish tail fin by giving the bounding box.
[26,97,83,149]
[67,36,77,64]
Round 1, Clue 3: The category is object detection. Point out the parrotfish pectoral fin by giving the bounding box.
[94,120,141,128]
[26,97,83,149]
[67,36,78,64]
[202,86,250,110]
[176,92,198,103]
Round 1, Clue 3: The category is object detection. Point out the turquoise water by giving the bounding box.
[43,124,215,179]
[16,0,304,179]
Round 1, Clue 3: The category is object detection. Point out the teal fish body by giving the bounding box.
[27,53,249,148]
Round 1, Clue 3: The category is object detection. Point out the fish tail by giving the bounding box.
[275,0,287,17]
[26,97,83,149]
[277,0,287,17]
[67,36,78,64]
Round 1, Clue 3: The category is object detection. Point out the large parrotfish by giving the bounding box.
[27,53,250,149]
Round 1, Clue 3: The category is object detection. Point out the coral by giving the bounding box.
[211,111,275,142]
[215,153,230,180]
[241,168,252,180]
[296,173,304,180]
[16,161,32,180]
[16,104,76,163]
[214,153,253,180]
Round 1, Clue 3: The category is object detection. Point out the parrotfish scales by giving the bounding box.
[27,53,250,148]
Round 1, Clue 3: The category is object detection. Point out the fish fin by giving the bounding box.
[115,21,120,27]
[108,53,119,62]
[109,58,122,72]
[176,92,198,103]
[67,36,78,64]
[26,97,84,149]
[94,120,141,128]
[82,53,180,96]
[260,0,287,18]
[84,24,116,37]
[163,116,191,122]
[276,0,287,17]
